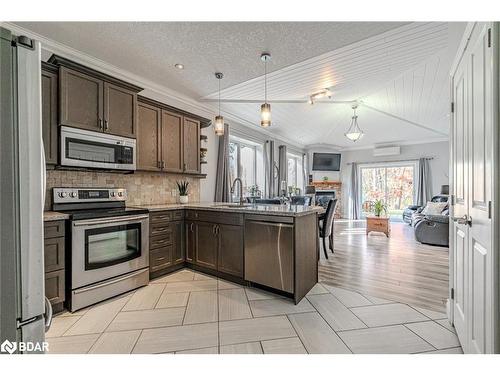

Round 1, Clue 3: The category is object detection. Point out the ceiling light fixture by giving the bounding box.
[174,63,184,70]
[213,72,224,136]
[345,104,364,142]
[260,52,271,127]
[308,89,332,105]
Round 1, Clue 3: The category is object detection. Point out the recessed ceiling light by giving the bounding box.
[174,63,184,70]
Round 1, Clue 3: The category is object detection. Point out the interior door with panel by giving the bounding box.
[466,24,494,354]
[103,82,137,138]
[162,110,184,172]
[137,102,161,171]
[183,117,200,173]
[451,23,496,354]
[59,67,104,131]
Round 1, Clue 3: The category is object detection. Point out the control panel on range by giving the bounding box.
[53,188,127,203]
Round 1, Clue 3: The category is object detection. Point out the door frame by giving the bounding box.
[449,22,500,353]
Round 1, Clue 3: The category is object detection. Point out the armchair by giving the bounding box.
[402,194,449,224]
[414,214,449,247]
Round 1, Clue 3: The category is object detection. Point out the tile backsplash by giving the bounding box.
[45,169,200,210]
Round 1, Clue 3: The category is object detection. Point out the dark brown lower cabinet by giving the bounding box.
[149,210,185,278]
[43,220,66,313]
[218,224,244,277]
[185,220,196,263]
[195,222,218,270]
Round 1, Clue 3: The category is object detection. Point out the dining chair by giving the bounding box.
[318,198,337,259]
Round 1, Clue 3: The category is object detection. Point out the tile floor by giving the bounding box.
[46,268,462,354]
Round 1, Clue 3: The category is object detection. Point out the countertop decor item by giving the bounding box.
[177,180,190,204]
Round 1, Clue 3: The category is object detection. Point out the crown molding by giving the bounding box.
[1,22,305,150]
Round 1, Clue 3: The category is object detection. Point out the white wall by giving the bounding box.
[340,141,450,218]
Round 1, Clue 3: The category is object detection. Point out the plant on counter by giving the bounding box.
[373,199,387,217]
[177,180,190,204]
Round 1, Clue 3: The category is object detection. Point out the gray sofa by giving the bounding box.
[413,213,449,247]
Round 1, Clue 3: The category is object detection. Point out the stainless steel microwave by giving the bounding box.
[60,126,136,171]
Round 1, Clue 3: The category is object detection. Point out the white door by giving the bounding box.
[451,23,496,354]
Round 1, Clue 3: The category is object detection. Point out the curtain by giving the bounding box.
[416,157,432,206]
[214,123,230,202]
[278,145,287,195]
[349,162,360,219]
[263,140,276,198]
[301,153,307,194]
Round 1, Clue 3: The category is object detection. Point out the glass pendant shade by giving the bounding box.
[260,103,271,127]
[345,115,364,142]
[214,115,224,136]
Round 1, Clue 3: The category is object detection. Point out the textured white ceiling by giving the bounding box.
[14,21,465,149]
[15,21,408,98]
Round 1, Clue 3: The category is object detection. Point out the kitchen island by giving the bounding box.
[136,202,322,304]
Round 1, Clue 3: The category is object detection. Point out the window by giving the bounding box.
[287,153,304,194]
[229,137,264,199]
[359,162,416,221]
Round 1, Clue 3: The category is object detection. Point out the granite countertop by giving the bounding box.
[134,202,324,217]
[44,211,70,221]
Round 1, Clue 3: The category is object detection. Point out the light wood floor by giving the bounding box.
[319,220,449,313]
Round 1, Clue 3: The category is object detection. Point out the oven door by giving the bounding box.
[71,214,149,289]
[60,126,136,170]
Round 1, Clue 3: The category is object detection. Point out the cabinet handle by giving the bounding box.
[216,225,220,235]
[161,161,165,169]
[183,163,187,171]
[98,119,103,130]
[104,120,109,131]
[190,222,194,232]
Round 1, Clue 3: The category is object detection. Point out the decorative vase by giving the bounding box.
[179,195,188,204]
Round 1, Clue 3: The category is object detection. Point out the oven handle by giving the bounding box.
[73,214,149,227]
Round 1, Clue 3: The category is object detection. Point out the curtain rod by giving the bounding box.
[346,157,434,166]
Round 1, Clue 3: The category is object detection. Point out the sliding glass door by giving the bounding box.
[359,162,416,220]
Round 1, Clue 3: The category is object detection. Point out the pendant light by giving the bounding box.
[260,52,271,127]
[345,104,364,142]
[213,72,224,136]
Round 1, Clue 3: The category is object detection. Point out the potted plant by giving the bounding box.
[177,181,189,204]
[373,199,387,217]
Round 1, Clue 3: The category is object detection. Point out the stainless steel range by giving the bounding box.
[53,187,149,312]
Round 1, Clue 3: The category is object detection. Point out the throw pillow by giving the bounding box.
[421,201,448,215]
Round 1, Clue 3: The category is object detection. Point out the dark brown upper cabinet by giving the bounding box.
[183,117,201,174]
[49,55,142,139]
[162,110,184,173]
[41,64,58,165]
[59,67,104,132]
[104,82,137,138]
[137,102,161,171]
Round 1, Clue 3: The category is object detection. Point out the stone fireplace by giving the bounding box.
[311,181,342,218]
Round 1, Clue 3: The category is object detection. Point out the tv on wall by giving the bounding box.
[312,153,341,171]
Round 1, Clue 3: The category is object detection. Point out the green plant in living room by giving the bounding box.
[373,199,387,217]
[177,180,189,204]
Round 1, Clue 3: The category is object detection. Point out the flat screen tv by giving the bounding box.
[312,153,341,171]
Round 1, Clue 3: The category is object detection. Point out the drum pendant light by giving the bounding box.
[213,72,224,136]
[260,53,271,127]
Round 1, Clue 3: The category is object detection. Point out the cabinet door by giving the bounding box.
[45,269,65,305]
[150,245,173,273]
[218,224,244,277]
[172,220,185,264]
[60,67,103,131]
[196,222,218,270]
[185,220,196,263]
[137,102,161,171]
[104,82,137,138]
[161,110,184,172]
[41,69,58,164]
[183,117,200,173]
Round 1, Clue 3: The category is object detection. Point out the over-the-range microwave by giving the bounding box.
[60,126,136,171]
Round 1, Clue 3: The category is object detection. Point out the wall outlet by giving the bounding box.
[171,189,177,197]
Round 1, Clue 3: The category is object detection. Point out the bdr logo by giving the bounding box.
[1,339,49,354]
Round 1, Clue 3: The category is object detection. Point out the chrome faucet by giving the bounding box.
[230,178,245,206]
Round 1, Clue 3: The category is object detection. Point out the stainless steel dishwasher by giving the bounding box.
[244,219,294,293]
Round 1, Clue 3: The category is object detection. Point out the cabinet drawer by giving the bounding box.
[45,269,65,305]
[44,220,65,239]
[150,233,173,249]
[150,210,184,223]
[150,222,173,237]
[44,237,65,273]
[150,246,173,272]
[187,210,243,225]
